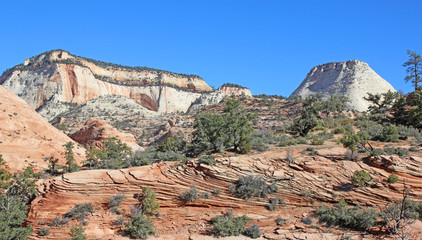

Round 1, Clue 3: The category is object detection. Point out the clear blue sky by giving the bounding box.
[1,0,421,96]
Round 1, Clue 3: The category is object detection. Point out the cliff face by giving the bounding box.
[0,86,85,172]
[0,50,213,119]
[289,60,397,111]
[218,85,252,97]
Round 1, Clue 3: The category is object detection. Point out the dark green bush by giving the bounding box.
[65,203,95,221]
[380,125,399,142]
[243,223,261,239]
[49,216,69,227]
[108,194,124,208]
[180,186,198,202]
[125,213,155,239]
[69,225,87,240]
[397,125,421,138]
[140,187,160,216]
[278,135,297,147]
[311,137,324,145]
[198,155,216,166]
[384,147,409,157]
[235,175,267,199]
[211,212,249,237]
[38,227,50,236]
[351,170,371,187]
[316,204,379,231]
[387,173,399,183]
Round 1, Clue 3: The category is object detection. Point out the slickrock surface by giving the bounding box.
[290,60,397,111]
[28,147,422,239]
[70,118,142,151]
[0,86,85,172]
[218,85,252,97]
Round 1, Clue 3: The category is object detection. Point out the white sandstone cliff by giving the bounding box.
[289,60,397,112]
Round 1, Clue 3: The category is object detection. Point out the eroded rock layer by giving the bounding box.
[28,147,422,239]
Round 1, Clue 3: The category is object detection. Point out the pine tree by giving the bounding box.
[403,50,422,91]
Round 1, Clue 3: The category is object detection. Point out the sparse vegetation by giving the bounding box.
[351,170,371,187]
[125,213,155,239]
[243,223,261,239]
[65,203,95,221]
[211,211,249,237]
[388,173,399,183]
[180,186,199,202]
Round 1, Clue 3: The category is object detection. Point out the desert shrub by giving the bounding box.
[211,212,249,237]
[235,175,267,199]
[305,147,318,156]
[250,138,269,152]
[345,150,359,161]
[370,148,384,157]
[311,137,324,145]
[316,204,379,230]
[387,173,399,183]
[397,125,421,138]
[108,194,124,208]
[200,192,211,199]
[140,187,159,216]
[355,119,383,140]
[409,146,420,152]
[65,203,95,221]
[351,170,371,187]
[180,186,198,202]
[333,127,347,134]
[212,188,221,196]
[380,125,399,142]
[125,213,154,239]
[267,197,282,211]
[295,137,308,144]
[302,217,312,225]
[278,135,297,147]
[244,223,261,239]
[38,227,50,236]
[384,147,409,157]
[317,130,334,140]
[113,216,124,226]
[198,155,216,166]
[49,216,69,227]
[275,217,285,225]
[85,137,132,169]
[69,225,87,240]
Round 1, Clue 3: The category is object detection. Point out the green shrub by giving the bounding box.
[250,138,269,152]
[244,223,261,239]
[267,197,282,211]
[380,125,399,142]
[65,203,95,221]
[69,225,87,240]
[180,186,198,202]
[125,213,155,239]
[311,137,324,145]
[387,173,399,183]
[212,188,221,196]
[409,146,420,152]
[278,135,297,147]
[113,216,124,226]
[351,170,371,187]
[316,204,379,230]
[384,147,409,157]
[108,194,124,208]
[38,227,50,236]
[211,212,249,237]
[48,216,69,227]
[397,125,421,138]
[200,192,211,199]
[140,187,159,216]
[317,130,334,140]
[235,175,267,199]
[198,155,216,166]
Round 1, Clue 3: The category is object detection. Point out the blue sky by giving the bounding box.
[1,0,421,96]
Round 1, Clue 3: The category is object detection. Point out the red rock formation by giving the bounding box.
[70,118,142,151]
[0,86,85,173]
[28,147,422,239]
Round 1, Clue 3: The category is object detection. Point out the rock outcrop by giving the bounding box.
[70,118,142,151]
[28,147,422,239]
[0,86,85,172]
[218,83,252,97]
[0,50,214,120]
[289,60,397,111]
